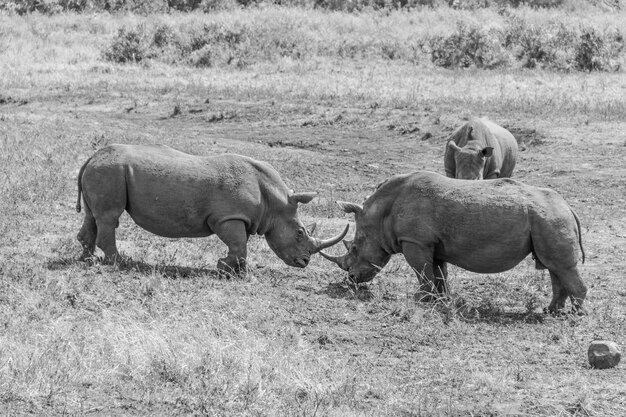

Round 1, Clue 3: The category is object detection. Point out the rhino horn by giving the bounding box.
[307,222,317,236]
[448,140,462,152]
[319,251,348,270]
[313,224,349,252]
[290,192,317,205]
[337,201,363,216]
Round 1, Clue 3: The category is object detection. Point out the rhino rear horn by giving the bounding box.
[313,224,349,252]
[448,140,462,152]
[337,201,363,216]
[307,222,317,236]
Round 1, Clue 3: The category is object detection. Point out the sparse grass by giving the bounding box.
[1,4,626,416]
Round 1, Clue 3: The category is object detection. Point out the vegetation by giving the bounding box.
[7,0,625,14]
[97,7,625,71]
[1,2,625,415]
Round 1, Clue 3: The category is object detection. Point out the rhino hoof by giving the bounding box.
[217,257,247,278]
[78,253,96,264]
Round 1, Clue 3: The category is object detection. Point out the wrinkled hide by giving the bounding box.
[444,118,518,180]
[76,144,347,274]
[323,171,587,313]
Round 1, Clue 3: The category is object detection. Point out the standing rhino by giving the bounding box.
[321,171,587,314]
[76,144,348,274]
[444,118,518,180]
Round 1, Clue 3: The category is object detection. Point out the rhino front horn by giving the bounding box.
[319,251,348,270]
[313,224,349,252]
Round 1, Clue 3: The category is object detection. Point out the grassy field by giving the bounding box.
[1,5,626,416]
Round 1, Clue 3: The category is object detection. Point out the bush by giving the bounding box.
[503,18,624,71]
[424,16,624,72]
[575,27,605,71]
[426,22,510,69]
[103,27,147,63]
[575,27,624,72]
[99,10,624,73]
[0,0,168,14]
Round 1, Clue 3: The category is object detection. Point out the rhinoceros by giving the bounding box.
[444,118,518,180]
[76,144,348,274]
[321,171,587,313]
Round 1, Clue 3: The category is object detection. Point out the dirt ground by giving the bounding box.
[2,85,626,415]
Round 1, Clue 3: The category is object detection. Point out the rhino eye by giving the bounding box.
[296,229,305,242]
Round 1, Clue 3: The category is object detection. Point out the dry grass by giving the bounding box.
[1,5,626,416]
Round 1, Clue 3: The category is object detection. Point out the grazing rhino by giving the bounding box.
[321,171,587,314]
[444,118,518,180]
[76,144,348,274]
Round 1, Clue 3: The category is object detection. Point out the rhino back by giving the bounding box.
[81,144,287,238]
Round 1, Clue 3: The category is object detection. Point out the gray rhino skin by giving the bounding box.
[76,144,348,274]
[321,171,587,313]
[444,118,518,180]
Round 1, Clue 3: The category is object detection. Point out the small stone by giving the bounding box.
[588,341,621,369]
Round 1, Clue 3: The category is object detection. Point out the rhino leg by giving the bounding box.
[547,267,587,315]
[547,271,568,313]
[96,217,121,263]
[214,220,248,277]
[402,242,445,301]
[77,206,97,260]
[82,166,126,264]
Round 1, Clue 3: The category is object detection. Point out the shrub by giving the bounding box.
[99,10,624,73]
[503,17,624,71]
[166,0,203,11]
[575,26,624,72]
[575,27,604,71]
[509,22,554,69]
[426,22,510,69]
[103,27,147,63]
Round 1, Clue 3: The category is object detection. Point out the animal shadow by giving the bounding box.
[45,256,218,280]
[114,258,216,279]
[433,298,548,325]
[321,281,375,301]
[46,257,80,271]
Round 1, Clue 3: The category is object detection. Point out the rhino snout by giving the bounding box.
[294,256,310,268]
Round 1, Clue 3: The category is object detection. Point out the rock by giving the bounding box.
[588,341,621,369]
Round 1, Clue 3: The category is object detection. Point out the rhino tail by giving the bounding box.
[75,156,92,213]
[571,208,585,264]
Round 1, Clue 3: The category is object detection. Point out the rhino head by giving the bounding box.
[448,140,494,180]
[319,201,390,283]
[265,192,349,268]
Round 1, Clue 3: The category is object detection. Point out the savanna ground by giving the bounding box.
[1,3,626,416]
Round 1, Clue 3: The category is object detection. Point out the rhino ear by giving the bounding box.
[448,140,462,152]
[337,201,363,216]
[290,192,317,205]
[481,147,494,158]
